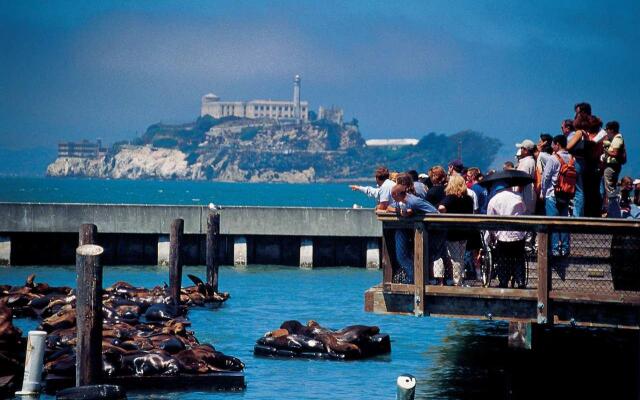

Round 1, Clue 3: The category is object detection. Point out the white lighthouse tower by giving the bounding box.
[293,74,301,121]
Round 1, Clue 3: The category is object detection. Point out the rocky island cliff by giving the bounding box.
[47,116,501,182]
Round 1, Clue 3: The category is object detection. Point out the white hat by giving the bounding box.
[634,179,640,185]
[515,139,536,150]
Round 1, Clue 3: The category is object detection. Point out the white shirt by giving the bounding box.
[355,179,395,204]
[486,189,527,242]
[516,155,536,215]
[466,188,479,213]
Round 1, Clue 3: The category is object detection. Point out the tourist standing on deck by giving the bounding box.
[541,135,575,256]
[407,170,428,200]
[602,121,626,218]
[426,166,447,206]
[534,133,554,214]
[515,139,537,215]
[467,167,488,214]
[438,175,474,286]
[449,160,479,213]
[485,180,527,288]
[350,166,395,210]
[385,184,441,284]
[620,176,634,219]
[562,118,585,217]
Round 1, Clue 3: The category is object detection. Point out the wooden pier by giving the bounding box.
[365,214,640,343]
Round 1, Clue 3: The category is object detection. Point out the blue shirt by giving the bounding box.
[404,193,438,214]
[471,182,488,214]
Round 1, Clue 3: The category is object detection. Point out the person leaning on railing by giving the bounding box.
[378,184,444,284]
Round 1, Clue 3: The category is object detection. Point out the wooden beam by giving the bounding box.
[169,218,184,306]
[75,244,104,386]
[536,231,551,325]
[377,213,640,234]
[424,285,537,301]
[381,228,393,286]
[79,223,97,246]
[549,290,640,305]
[206,213,220,292]
[413,223,426,316]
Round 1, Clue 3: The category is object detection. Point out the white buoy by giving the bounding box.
[396,374,416,400]
[15,330,47,397]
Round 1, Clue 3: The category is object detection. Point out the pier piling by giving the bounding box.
[299,238,313,269]
[169,219,184,305]
[79,223,97,246]
[206,213,220,292]
[233,236,247,267]
[15,330,47,396]
[396,374,416,400]
[75,244,104,387]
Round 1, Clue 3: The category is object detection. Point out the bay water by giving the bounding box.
[0,177,637,399]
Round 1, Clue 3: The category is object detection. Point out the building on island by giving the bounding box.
[318,106,344,125]
[58,139,107,158]
[365,138,418,147]
[201,75,309,121]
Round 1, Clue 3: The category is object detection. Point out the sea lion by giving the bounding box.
[40,307,76,332]
[144,303,183,321]
[124,350,179,376]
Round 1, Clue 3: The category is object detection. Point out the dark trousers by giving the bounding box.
[494,240,526,288]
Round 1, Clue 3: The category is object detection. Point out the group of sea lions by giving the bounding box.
[0,300,25,397]
[0,273,241,393]
[254,320,391,360]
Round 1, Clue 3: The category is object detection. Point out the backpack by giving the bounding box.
[616,134,627,165]
[554,154,577,202]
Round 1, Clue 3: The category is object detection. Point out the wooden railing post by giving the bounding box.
[79,223,97,246]
[206,213,220,293]
[169,218,184,306]
[75,244,104,386]
[381,226,393,291]
[536,230,551,325]
[413,222,427,317]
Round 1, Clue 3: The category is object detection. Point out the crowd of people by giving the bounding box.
[349,102,638,287]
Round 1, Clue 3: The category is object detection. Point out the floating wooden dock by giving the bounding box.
[365,214,640,336]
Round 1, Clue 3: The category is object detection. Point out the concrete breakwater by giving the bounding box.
[0,203,381,268]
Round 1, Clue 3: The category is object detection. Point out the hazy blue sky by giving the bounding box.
[1,0,639,157]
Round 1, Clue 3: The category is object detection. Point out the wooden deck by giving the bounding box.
[365,214,640,329]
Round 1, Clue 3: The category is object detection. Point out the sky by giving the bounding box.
[1,0,639,160]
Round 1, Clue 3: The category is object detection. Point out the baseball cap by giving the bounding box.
[515,139,536,150]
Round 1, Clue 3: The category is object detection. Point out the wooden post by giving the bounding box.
[79,223,97,246]
[413,223,427,317]
[169,218,184,306]
[381,228,393,291]
[206,213,220,293]
[536,231,551,325]
[75,244,104,387]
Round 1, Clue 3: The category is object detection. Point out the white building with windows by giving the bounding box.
[201,75,309,121]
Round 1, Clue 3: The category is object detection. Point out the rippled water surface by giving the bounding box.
[2,265,637,400]
[0,177,372,208]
